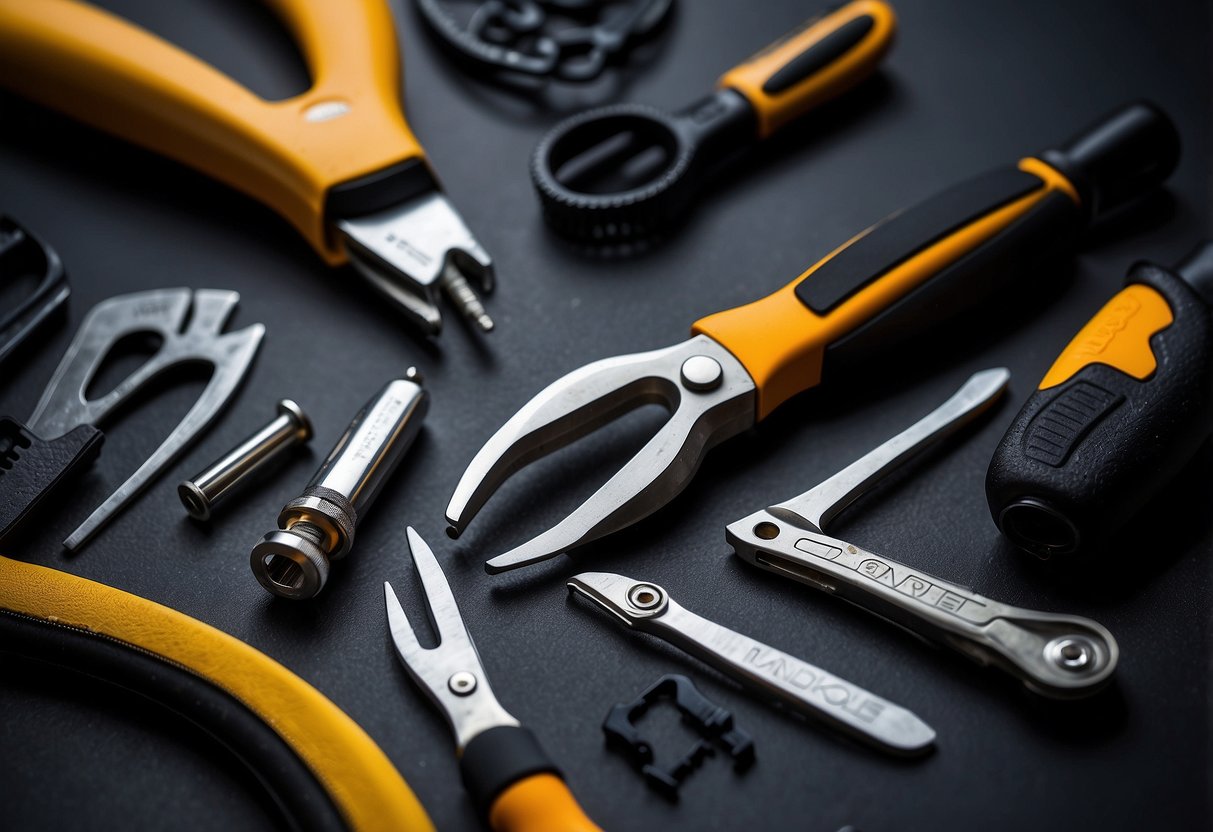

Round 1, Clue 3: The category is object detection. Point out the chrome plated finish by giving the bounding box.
[251,372,428,599]
[446,335,756,573]
[385,528,519,752]
[338,191,494,336]
[567,571,936,756]
[26,288,264,551]
[769,368,1010,533]
[728,369,1119,699]
[178,399,312,521]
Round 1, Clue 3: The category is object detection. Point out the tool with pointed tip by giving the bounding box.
[567,571,936,756]
[0,288,263,551]
[385,528,601,832]
[0,0,493,336]
[728,368,1119,699]
[448,101,1180,574]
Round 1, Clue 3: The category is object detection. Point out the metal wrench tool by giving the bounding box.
[3,288,263,551]
[568,571,936,756]
[727,369,1119,699]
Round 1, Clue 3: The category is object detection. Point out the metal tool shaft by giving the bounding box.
[179,399,312,521]
[251,371,428,600]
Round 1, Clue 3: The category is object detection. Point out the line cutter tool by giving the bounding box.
[385,528,600,832]
[0,0,493,336]
[728,369,1119,699]
[447,101,1180,574]
[0,288,263,551]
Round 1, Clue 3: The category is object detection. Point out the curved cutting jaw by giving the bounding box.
[446,334,756,574]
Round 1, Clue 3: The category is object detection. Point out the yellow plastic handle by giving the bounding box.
[488,773,601,832]
[0,553,434,832]
[0,0,423,263]
[694,158,1080,419]
[717,0,896,139]
[1039,283,1174,389]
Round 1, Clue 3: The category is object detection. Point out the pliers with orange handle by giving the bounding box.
[0,0,492,336]
[447,101,1181,574]
[385,528,600,832]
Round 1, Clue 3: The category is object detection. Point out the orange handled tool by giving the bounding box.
[987,242,1213,560]
[0,553,434,831]
[384,529,600,832]
[531,0,896,241]
[0,0,492,335]
[448,101,1180,574]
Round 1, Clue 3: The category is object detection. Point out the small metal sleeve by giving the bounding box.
[251,371,428,600]
[178,399,312,521]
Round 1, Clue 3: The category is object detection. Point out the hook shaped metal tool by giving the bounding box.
[727,369,1119,699]
[27,287,264,550]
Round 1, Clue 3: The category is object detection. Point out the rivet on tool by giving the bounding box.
[1046,637,1094,672]
[679,355,722,392]
[179,399,312,522]
[448,671,478,696]
[628,584,663,610]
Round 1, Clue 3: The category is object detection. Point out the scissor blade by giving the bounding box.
[767,368,1010,534]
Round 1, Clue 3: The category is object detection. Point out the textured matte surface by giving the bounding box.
[1,0,1210,830]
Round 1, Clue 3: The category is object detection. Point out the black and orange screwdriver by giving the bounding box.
[987,242,1213,560]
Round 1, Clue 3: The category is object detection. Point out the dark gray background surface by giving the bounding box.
[1,0,1210,829]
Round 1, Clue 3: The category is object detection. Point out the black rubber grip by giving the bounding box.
[986,250,1213,560]
[0,610,347,832]
[460,724,561,820]
[762,14,875,95]
[796,166,1046,314]
[325,157,438,221]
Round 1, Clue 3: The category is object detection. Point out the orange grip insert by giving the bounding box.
[1039,284,1174,389]
[488,773,601,832]
[717,0,896,138]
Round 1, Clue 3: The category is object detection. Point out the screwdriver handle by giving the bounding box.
[718,0,896,138]
[462,725,601,832]
[986,243,1213,559]
[0,0,425,262]
[693,102,1180,419]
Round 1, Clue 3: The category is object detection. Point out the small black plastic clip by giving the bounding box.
[602,674,754,800]
[0,215,70,366]
[0,418,104,546]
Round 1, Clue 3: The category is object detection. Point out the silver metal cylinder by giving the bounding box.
[250,370,428,600]
[179,399,312,521]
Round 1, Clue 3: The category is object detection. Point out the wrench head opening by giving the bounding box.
[446,334,756,574]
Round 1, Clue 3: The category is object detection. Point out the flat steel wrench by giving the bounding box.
[568,571,936,756]
[727,369,1118,699]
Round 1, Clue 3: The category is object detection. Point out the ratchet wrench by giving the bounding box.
[727,369,1119,699]
[568,571,935,756]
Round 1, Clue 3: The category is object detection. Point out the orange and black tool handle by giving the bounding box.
[694,101,1180,420]
[0,554,435,831]
[461,725,601,832]
[717,0,896,139]
[986,243,1213,560]
[0,0,429,263]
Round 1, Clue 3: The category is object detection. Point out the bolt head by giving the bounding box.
[680,355,723,392]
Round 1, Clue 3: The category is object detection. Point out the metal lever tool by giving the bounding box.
[727,369,1119,699]
[12,288,263,551]
[567,571,936,756]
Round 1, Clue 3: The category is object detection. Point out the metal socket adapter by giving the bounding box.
[251,370,428,600]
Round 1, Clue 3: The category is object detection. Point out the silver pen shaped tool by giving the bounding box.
[567,571,936,756]
[727,368,1119,699]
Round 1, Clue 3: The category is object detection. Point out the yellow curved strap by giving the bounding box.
[0,554,433,832]
[717,0,896,138]
[1040,284,1174,389]
[693,158,1079,419]
[488,773,601,832]
[0,0,423,262]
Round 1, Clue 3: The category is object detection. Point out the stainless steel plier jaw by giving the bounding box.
[446,335,755,573]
